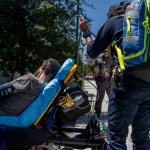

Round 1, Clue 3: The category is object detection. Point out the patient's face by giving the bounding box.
[36,58,61,83]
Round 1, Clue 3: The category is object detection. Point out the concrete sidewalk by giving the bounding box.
[80,79,133,150]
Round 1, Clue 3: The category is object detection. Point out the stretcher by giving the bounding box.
[0,58,108,150]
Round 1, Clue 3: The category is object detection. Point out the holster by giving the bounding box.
[111,69,125,93]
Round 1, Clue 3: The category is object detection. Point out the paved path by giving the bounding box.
[81,79,133,150]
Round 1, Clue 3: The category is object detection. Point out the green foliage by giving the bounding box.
[0,0,93,77]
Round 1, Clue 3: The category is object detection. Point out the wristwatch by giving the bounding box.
[83,30,91,38]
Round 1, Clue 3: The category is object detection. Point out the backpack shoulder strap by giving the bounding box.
[110,41,125,70]
[145,0,150,14]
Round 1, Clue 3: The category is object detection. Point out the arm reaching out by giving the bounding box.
[79,18,93,45]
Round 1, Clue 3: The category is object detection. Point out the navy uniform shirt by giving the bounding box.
[87,15,124,59]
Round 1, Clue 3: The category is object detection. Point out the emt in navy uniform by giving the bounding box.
[80,1,150,150]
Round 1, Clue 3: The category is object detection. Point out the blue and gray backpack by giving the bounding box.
[113,0,150,82]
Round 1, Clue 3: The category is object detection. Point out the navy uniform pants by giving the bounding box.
[107,76,150,150]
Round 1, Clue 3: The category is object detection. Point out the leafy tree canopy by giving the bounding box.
[0,0,93,77]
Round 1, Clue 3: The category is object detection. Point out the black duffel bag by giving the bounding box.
[59,82,91,120]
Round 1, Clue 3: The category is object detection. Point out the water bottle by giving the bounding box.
[99,122,107,136]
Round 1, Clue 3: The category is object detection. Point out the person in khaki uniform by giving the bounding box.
[0,58,61,115]
[91,49,112,117]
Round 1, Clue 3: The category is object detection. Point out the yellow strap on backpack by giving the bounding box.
[146,0,150,12]
[58,93,75,107]
[111,41,125,70]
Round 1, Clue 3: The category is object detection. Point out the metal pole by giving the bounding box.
[76,0,79,65]
[48,137,107,147]
[75,0,80,83]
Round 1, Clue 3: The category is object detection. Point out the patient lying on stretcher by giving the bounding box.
[0,58,61,116]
